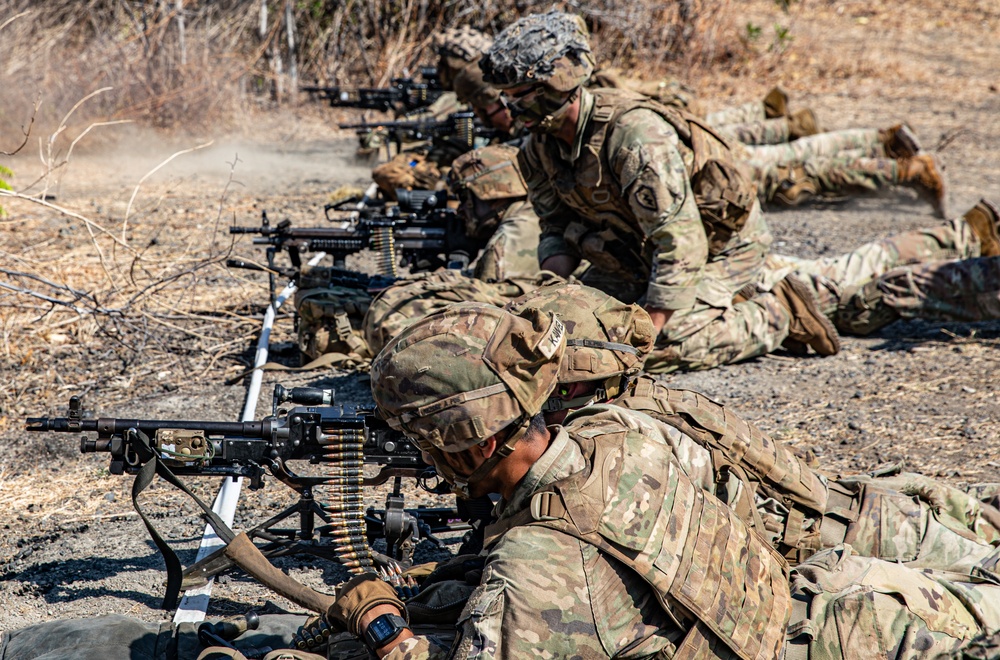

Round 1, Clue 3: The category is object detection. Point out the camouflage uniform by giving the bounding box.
[376,407,791,658]
[447,145,541,283]
[504,281,1000,574]
[787,544,1000,659]
[514,86,798,373]
[838,253,1000,335]
[639,211,980,369]
[736,128,936,209]
[764,213,982,318]
[361,270,551,355]
[470,199,541,282]
[612,375,1000,572]
[369,23,493,196]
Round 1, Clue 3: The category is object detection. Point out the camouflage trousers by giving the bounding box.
[753,153,900,204]
[643,215,979,373]
[823,470,1000,574]
[720,116,794,146]
[737,128,881,166]
[642,210,789,373]
[762,215,982,334]
[838,254,1000,335]
[705,100,766,127]
[788,545,1000,659]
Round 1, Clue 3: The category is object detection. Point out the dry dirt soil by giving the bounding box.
[0,0,999,639]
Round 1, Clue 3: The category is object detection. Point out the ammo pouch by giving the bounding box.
[691,159,756,256]
[294,285,373,363]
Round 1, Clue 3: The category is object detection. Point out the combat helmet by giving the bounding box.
[505,281,655,411]
[371,302,566,497]
[480,11,594,92]
[451,62,503,110]
[480,12,594,133]
[434,26,494,89]
[448,144,527,238]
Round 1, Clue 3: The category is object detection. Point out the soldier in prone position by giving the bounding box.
[316,302,1000,659]
[506,280,1000,574]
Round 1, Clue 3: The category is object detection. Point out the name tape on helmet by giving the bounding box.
[536,316,566,359]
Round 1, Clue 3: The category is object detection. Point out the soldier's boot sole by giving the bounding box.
[774,275,841,356]
[963,198,1000,257]
[880,123,923,159]
[898,154,948,218]
[773,177,820,208]
[763,86,789,119]
[788,108,821,140]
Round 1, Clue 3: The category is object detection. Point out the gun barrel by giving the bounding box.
[25,416,266,437]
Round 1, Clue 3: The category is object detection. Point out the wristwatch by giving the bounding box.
[363,612,409,651]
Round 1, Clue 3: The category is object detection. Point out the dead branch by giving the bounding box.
[122,140,214,245]
[1,97,37,157]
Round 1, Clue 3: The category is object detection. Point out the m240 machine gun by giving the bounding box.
[25,385,462,609]
[301,67,443,114]
[227,190,479,304]
[339,111,498,155]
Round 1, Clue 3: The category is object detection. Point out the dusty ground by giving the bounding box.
[1,0,999,640]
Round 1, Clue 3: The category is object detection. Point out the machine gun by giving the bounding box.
[339,111,499,155]
[301,67,443,114]
[228,189,480,305]
[25,385,462,608]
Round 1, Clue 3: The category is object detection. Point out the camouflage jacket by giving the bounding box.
[612,375,1000,572]
[471,200,542,282]
[387,406,789,659]
[519,87,771,311]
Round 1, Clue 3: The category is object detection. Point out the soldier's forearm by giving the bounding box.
[359,604,414,658]
[644,306,674,335]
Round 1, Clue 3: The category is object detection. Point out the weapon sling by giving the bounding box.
[128,428,336,614]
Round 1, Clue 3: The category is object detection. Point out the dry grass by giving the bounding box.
[0,150,264,435]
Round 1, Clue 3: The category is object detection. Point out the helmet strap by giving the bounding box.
[451,416,531,498]
[536,87,580,134]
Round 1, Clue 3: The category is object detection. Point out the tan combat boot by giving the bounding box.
[879,124,923,159]
[771,164,819,207]
[897,154,948,218]
[763,86,789,119]
[788,108,821,140]
[771,275,841,356]
[961,198,1000,257]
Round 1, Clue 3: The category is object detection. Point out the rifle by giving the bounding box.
[228,190,481,305]
[301,67,443,114]
[25,385,461,608]
[339,111,499,154]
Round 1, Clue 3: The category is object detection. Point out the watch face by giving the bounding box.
[369,616,396,639]
[365,613,408,650]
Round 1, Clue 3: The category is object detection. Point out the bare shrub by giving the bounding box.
[1,1,746,137]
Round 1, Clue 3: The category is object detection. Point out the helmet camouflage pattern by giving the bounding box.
[505,281,654,386]
[435,26,494,88]
[371,302,565,454]
[451,63,503,109]
[434,26,494,65]
[480,11,595,92]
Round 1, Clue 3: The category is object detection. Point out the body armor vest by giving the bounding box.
[485,415,790,660]
[614,376,831,559]
[529,88,758,273]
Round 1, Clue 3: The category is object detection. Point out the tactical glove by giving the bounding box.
[327,573,407,637]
